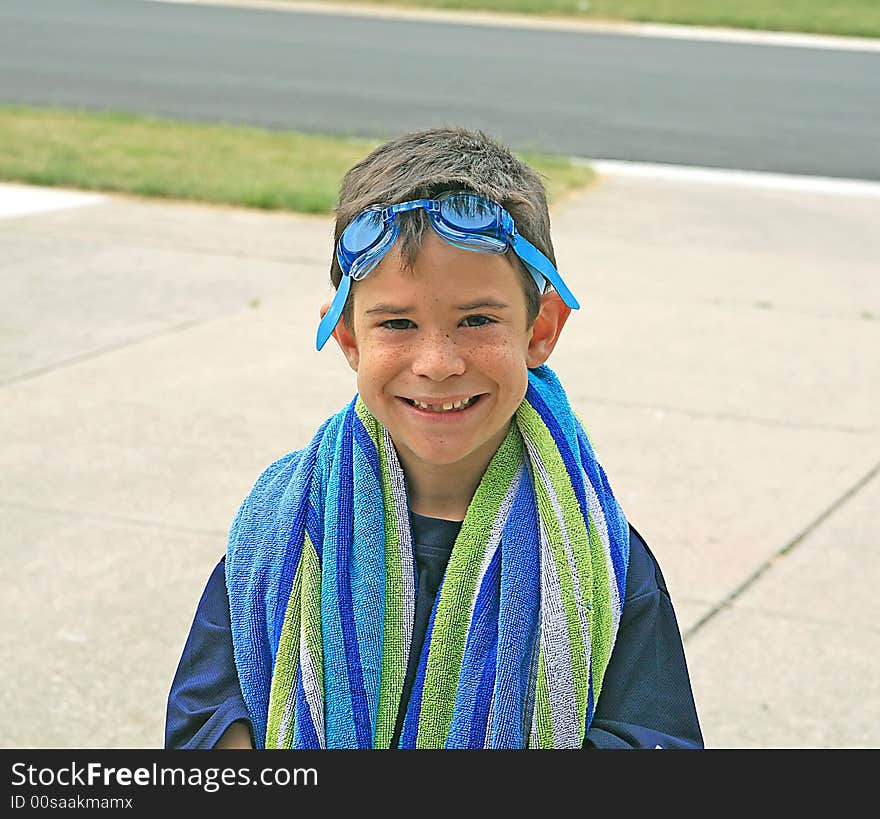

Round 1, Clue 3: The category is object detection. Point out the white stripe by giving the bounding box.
[277,684,296,748]
[276,574,325,749]
[523,435,592,679]
[483,687,496,749]
[383,429,415,679]
[276,592,300,746]
[523,609,540,749]
[138,1,880,53]
[579,159,880,198]
[465,467,522,637]
[580,470,622,633]
[529,702,539,750]
[300,621,326,748]
[537,521,580,748]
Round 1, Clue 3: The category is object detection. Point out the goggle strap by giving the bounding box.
[387,198,438,217]
[524,263,547,296]
[315,273,351,351]
[512,234,581,310]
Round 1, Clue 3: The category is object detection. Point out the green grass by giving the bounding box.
[0,106,594,214]
[303,0,880,37]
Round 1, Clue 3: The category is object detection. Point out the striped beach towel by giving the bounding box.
[226,364,629,748]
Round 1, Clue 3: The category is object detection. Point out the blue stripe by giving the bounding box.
[471,640,498,748]
[305,501,323,561]
[350,411,387,743]
[334,404,374,747]
[464,551,502,747]
[525,381,591,528]
[577,429,628,603]
[270,429,325,653]
[446,546,501,747]
[292,666,321,749]
[352,411,381,482]
[493,472,541,747]
[585,665,595,739]
[399,578,444,748]
[321,416,355,746]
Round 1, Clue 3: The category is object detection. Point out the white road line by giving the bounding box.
[139,0,880,53]
[579,159,880,198]
[0,183,106,219]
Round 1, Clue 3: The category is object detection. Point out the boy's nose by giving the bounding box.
[410,331,466,380]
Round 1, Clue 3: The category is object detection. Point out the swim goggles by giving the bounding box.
[316,190,579,350]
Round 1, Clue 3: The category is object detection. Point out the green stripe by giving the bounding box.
[376,423,407,748]
[587,515,614,704]
[299,536,324,724]
[555,408,614,716]
[533,648,553,748]
[266,534,323,749]
[266,550,304,749]
[416,423,523,748]
[517,403,591,727]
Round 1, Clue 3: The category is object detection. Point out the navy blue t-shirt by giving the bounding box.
[165,516,703,749]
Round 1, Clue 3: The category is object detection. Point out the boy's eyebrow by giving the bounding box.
[364,304,413,316]
[455,300,510,311]
[364,300,510,315]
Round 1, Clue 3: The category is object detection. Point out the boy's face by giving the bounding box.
[326,230,569,479]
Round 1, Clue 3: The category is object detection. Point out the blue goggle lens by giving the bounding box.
[340,209,385,255]
[439,194,497,231]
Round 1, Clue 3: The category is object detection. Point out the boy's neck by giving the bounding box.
[394,422,513,523]
[400,454,493,523]
[405,465,474,522]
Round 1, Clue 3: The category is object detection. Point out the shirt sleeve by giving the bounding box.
[164,559,254,749]
[583,526,704,749]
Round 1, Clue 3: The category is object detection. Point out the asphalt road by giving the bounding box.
[2,0,879,179]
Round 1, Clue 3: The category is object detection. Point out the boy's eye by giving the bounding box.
[460,315,495,328]
[380,318,415,331]
[378,316,495,331]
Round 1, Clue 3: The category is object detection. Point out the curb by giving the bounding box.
[141,0,880,52]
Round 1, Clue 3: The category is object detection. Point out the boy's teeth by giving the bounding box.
[411,396,477,412]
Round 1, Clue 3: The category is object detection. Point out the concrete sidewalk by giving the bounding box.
[1,172,877,748]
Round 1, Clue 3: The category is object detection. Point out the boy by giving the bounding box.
[165,127,703,749]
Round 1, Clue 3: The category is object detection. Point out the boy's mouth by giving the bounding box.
[400,394,483,414]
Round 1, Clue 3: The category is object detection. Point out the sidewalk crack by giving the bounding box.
[683,458,880,641]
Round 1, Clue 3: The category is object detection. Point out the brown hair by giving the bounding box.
[330,127,556,328]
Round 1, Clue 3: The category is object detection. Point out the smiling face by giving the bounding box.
[326,229,570,514]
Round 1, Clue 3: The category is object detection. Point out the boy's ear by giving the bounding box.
[319,300,359,371]
[526,290,571,368]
